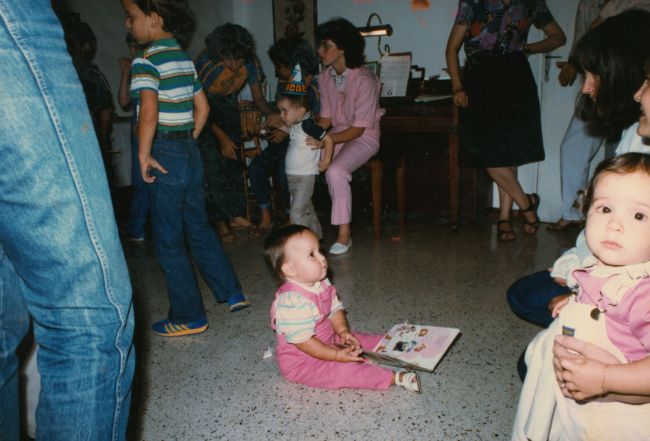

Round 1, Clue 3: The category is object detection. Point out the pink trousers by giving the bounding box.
[282,332,393,390]
[325,135,380,225]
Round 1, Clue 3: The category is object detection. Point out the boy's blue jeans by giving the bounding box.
[127,127,150,239]
[149,135,244,323]
[249,138,290,210]
[0,3,135,440]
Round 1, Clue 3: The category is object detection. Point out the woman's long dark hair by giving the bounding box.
[574,9,650,142]
[315,18,365,68]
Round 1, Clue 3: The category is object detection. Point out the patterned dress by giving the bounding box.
[455,0,554,167]
[194,51,266,223]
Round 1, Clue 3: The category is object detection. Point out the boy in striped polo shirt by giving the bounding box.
[123,0,251,337]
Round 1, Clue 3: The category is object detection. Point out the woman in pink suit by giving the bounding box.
[311,18,384,254]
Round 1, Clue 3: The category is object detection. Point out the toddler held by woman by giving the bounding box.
[513,153,650,441]
[263,225,420,392]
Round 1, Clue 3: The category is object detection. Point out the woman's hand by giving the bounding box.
[267,128,288,143]
[557,61,577,87]
[553,336,620,400]
[307,135,324,150]
[318,157,331,172]
[557,356,607,400]
[552,276,567,287]
[265,113,283,129]
[318,135,335,172]
[219,136,238,160]
[139,154,168,183]
[452,89,469,108]
[549,294,570,318]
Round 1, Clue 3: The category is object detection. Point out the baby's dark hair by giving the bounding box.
[134,0,196,48]
[583,153,650,216]
[206,23,256,63]
[263,225,311,283]
[316,18,365,68]
[277,93,310,111]
[268,37,319,76]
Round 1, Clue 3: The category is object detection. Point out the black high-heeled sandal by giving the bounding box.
[520,193,541,235]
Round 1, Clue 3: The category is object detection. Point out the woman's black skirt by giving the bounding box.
[460,52,545,168]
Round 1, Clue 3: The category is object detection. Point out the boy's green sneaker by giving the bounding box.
[152,318,208,337]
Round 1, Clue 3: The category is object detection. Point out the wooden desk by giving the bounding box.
[379,96,460,231]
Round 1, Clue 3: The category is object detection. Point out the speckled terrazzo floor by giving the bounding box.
[124,217,578,441]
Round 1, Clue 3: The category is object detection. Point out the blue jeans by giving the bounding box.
[0,3,134,440]
[506,270,569,328]
[559,115,615,220]
[249,138,290,210]
[149,135,244,323]
[127,126,150,239]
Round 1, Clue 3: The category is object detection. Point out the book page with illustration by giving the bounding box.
[363,323,460,372]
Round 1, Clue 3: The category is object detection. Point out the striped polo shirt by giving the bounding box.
[130,38,201,131]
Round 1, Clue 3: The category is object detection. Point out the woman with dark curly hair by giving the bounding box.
[195,23,275,241]
[248,37,321,234]
[310,18,384,254]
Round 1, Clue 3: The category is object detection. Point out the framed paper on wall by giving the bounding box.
[272,0,318,46]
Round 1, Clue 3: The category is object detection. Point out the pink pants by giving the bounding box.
[281,332,393,390]
[325,135,380,225]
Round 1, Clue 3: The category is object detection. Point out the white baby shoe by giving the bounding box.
[395,371,421,393]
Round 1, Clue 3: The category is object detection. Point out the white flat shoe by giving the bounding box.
[328,239,352,255]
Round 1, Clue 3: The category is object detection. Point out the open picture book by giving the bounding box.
[363,323,460,372]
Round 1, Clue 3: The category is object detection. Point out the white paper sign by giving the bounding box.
[379,52,412,97]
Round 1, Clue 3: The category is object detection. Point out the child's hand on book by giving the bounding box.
[333,344,364,363]
[339,330,361,351]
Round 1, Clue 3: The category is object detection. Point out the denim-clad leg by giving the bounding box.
[0,4,134,440]
[506,270,569,328]
[249,138,290,210]
[0,250,30,441]
[183,145,244,303]
[149,138,207,323]
[559,115,604,221]
[149,137,244,323]
[127,126,150,239]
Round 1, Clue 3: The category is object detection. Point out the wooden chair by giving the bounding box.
[238,101,263,220]
[369,150,406,240]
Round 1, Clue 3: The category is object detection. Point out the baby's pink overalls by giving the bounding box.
[270,281,393,390]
